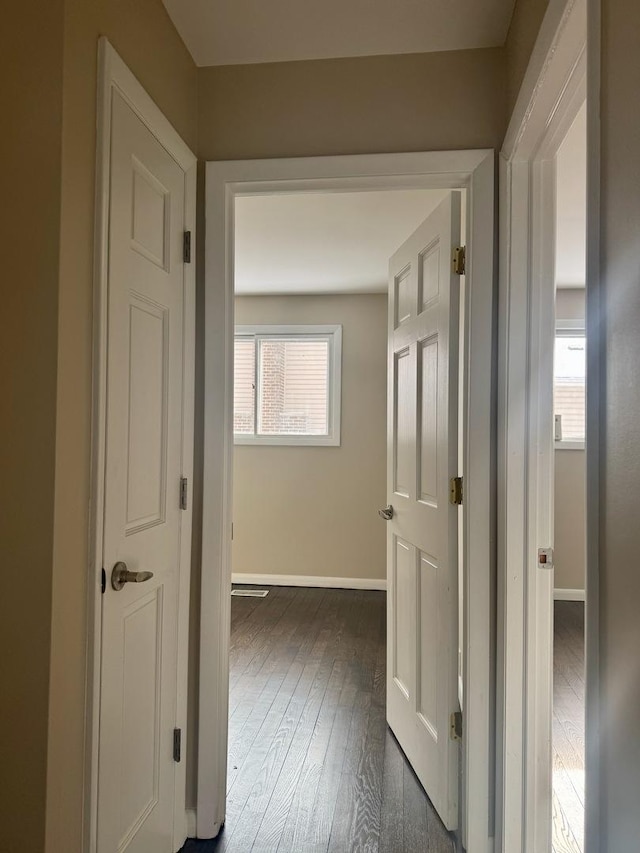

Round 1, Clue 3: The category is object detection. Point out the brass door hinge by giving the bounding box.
[449,476,463,506]
[452,246,466,275]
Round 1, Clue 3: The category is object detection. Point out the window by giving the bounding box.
[554,321,585,447]
[234,325,342,446]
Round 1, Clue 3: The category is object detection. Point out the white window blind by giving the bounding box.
[233,325,341,446]
[233,337,255,434]
[554,331,586,444]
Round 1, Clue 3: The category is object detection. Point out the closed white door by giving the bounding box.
[384,193,461,830]
[98,90,186,853]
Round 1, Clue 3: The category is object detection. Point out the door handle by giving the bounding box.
[111,561,154,591]
[378,505,394,521]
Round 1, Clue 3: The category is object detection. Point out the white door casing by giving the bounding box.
[97,88,187,853]
[203,152,494,851]
[386,193,461,830]
[498,1,590,850]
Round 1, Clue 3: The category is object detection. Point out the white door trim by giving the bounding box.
[497,0,598,850]
[202,150,495,851]
[87,38,197,853]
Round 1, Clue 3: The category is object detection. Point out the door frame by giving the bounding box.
[86,38,197,853]
[201,150,495,851]
[497,0,598,849]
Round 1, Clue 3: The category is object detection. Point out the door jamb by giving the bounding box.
[201,150,495,851]
[87,37,197,853]
[497,0,597,849]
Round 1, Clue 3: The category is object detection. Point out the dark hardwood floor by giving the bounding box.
[552,600,585,853]
[182,586,456,853]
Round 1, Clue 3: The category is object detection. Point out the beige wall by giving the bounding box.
[0,4,65,850]
[233,294,387,582]
[45,3,197,851]
[554,450,586,590]
[554,288,586,592]
[556,286,585,321]
[596,0,640,846]
[505,0,550,115]
[197,48,507,160]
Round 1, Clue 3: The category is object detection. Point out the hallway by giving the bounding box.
[182,586,455,852]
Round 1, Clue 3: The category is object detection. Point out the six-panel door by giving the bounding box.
[386,193,461,831]
[98,91,186,853]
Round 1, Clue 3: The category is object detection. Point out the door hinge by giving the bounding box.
[450,711,463,741]
[173,728,182,762]
[183,231,192,264]
[452,246,466,276]
[101,568,106,594]
[180,477,188,510]
[449,476,463,506]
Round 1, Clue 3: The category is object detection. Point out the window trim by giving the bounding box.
[234,324,342,446]
[554,318,586,449]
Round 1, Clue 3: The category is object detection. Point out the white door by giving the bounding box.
[385,193,461,830]
[98,90,187,853]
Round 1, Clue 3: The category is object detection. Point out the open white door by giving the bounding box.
[384,193,461,830]
[97,89,188,853]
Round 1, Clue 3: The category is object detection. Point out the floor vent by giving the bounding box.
[231,588,269,598]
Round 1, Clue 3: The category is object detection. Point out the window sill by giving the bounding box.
[554,440,585,450]
[234,434,341,447]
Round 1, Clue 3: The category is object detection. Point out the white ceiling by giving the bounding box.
[163,0,516,67]
[556,103,587,288]
[234,189,449,294]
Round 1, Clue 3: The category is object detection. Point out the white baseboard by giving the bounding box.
[554,588,586,601]
[185,808,197,838]
[231,572,387,591]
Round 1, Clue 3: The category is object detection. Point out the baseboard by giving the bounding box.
[554,588,586,601]
[185,808,197,838]
[231,572,387,591]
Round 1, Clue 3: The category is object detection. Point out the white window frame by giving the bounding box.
[234,324,342,446]
[554,318,586,450]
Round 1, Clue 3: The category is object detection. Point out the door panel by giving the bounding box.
[419,337,439,504]
[98,90,186,853]
[393,536,416,697]
[126,297,168,530]
[386,193,461,831]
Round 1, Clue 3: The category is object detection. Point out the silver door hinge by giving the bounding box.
[450,711,463,741]
[173,728,182,762]
[180,477,188,510]
[452,246,466,275]
[183,231,192,264]
[449,476,463,506]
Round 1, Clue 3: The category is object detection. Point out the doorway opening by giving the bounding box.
[221,187,461,852]
[552,103,587,852]
[198,152,495,852]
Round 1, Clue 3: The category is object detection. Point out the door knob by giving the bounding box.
[378,505,394,521]
[111,561,154,591]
